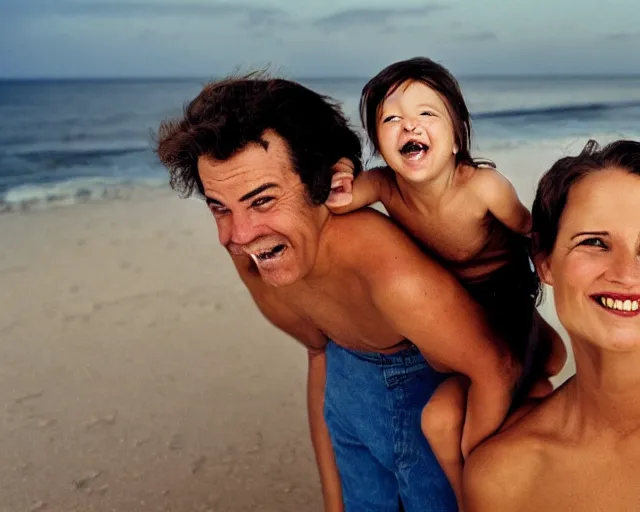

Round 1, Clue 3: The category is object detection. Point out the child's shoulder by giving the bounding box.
[465,164,505,186]
[465,165,519,202]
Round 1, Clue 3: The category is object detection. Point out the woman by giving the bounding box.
[462,138,640,511]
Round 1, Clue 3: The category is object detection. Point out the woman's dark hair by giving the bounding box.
[155,71,363,204]
[532,138,640,257]
[360,56,494,168]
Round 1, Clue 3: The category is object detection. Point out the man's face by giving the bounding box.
[199,131,327,287]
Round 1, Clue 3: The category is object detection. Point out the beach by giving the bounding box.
[0,148,575,512]
[4,75,639,511]
[0,190,323,512]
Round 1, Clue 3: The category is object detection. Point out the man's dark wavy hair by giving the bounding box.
[154,71,363,204]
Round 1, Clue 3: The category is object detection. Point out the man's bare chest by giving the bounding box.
[280,281,403,351]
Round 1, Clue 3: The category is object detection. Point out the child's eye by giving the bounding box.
[252,196,274,209]
[383,115,399,123]
[420,111,433,117]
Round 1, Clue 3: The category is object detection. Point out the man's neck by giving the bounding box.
[303,205,334,284]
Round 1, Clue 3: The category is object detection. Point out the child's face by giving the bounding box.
[376,80,458,183]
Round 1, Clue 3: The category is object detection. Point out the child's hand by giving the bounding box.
[326,158,355,209]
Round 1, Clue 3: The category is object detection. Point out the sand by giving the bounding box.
[0,143,577,511]
[0,190,322,512]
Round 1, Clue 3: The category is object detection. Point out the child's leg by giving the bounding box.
[421,375,469,511]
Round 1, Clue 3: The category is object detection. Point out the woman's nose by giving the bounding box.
[606,248,640,286]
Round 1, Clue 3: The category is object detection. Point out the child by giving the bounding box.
[326,57,564,510]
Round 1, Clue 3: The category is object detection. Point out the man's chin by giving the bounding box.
[259,270,298,287]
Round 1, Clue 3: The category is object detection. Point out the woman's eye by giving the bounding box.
[252,197,274,208]
[579,237,607,249]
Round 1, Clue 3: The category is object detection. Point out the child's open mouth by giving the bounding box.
[399,140,429,160]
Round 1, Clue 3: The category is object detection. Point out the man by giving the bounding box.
[155,73,527,512]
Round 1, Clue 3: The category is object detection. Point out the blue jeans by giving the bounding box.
[324,341,457,512]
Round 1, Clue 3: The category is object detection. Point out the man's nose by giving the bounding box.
[218,211,258,247]
[229,211,259,246]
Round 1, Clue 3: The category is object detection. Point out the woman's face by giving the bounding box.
[539,168,640,351]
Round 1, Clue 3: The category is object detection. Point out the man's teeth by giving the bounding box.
[599,296,639,312]
[252,245,286,261]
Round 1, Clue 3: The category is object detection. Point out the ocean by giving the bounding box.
[1,76,639,212]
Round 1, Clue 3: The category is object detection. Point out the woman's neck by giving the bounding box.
[567,340,640,437]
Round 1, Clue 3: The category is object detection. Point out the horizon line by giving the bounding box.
[2,73,640,83]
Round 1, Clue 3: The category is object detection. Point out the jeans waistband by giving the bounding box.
[326,340,442,388]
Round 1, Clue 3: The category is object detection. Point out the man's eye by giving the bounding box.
[579,237,607,249]
[252,196,274,208]
[209,204,229,216]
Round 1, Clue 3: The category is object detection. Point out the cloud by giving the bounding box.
[4,0,289,27]
[457,31,497,42]
[604,32,640,41]
[313,4,452,32]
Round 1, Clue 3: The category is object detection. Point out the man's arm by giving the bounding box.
[326,164,392,214]
[233,259,343,511]
[307,347,344,511]
[353,214,519,458]
[472,169,532,235]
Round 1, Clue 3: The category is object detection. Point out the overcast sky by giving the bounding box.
[1,0,639,78]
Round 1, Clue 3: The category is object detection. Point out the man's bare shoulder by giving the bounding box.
[327,207,437,274]
[326,207,459,308]
[462,393,564,511]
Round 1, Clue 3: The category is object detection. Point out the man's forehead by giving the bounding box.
[198,138,298,199]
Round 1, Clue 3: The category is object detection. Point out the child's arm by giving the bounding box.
[326,159,392,214]
[472,169,532,236]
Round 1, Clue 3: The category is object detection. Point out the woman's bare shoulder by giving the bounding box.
[462,389,569,511]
